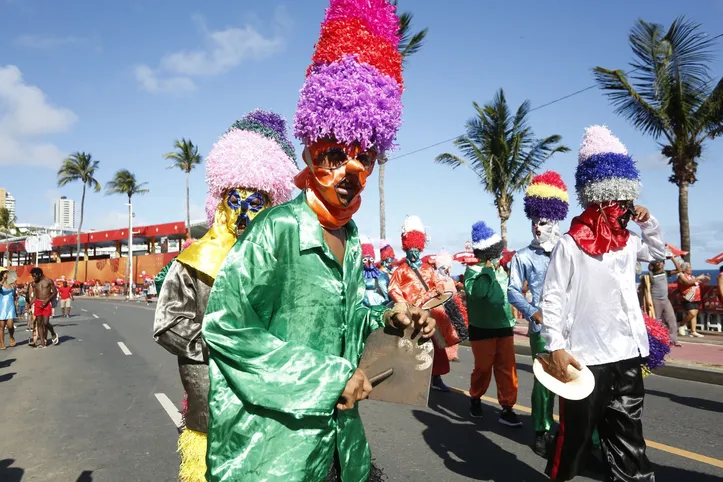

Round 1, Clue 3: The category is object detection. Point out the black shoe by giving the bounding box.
[533,431,551,458]
[498,407,523,427]
[470,398,483,419]
[431,375,450,392]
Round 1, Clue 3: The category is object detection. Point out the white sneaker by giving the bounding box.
[691,332,704,338]
[678,327,686,336]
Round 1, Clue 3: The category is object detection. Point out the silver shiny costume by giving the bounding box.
[153,261,213,432]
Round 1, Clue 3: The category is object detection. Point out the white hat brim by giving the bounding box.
[533,357,595,401]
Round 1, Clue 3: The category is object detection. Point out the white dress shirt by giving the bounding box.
[541,217,666,366]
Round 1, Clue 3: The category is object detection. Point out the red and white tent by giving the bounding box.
[706,252,723,265]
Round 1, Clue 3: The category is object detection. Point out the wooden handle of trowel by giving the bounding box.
[369,368,394,387]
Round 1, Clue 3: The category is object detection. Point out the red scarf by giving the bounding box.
[568,203,630,256]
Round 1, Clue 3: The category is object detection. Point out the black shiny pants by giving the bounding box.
[546,357,654,481]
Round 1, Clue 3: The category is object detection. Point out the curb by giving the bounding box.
[461,339,723,387]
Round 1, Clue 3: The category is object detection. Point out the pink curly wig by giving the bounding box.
[205,129,299,226]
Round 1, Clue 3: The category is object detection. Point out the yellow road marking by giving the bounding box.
[449,387,723,469]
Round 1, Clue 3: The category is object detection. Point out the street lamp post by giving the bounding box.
[127,202,134,300]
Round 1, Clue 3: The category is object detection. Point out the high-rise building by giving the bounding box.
[54,196,75,230]
[0,188,16,220]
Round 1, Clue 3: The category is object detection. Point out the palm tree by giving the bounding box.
[0,207,16,267]
[164,138,202,237]
[106,169,149,291]
[57,152,101,280]
[435,89,570,247]
[378,1,429,239]
[594,17,722,263]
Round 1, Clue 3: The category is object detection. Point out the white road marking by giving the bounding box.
[103,324,111,330]
[92,314,99,319]
[81,309,88,312]
[117,342,132,355]
[155,393,182,428]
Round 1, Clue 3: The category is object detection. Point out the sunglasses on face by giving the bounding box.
[312,146,376,171]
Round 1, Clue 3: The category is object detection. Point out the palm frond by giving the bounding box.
[106,169,150,198]
[164,138,202,173]
[393,0,428,63]
[693,77,723,137]
[434,152,467,169]
[57,152,101,191]
[436,89,568,225]
[594,67,672,142]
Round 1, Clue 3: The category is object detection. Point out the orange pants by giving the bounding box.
[469,336,518,407]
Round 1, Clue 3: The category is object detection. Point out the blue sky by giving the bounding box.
[1,0,722,268]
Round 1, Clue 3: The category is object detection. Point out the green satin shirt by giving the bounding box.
[202,192,388,482]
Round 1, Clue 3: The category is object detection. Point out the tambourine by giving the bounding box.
[420,291,454,310]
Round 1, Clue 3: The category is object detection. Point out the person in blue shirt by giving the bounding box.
[360,236,390,307]
[507,171,569,457]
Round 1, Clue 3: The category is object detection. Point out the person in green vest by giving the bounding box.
[464,221,522,428]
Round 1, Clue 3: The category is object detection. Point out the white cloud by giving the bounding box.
[0,65,77,167]
[136,13,285,94]
[637,152,668,171]
[14,35,86,49]
[134,65,196,95]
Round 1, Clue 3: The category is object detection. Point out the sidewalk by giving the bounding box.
[510,321,723,385]
[512,322,723,368]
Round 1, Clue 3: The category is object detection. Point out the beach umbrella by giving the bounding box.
[706,252,723,265]
[115,278,125,285]
[453,251,479,265]
[666,244,688,257]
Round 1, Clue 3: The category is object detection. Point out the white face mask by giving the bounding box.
[530,218,560,253]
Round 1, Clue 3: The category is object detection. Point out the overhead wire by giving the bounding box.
[389,31,722,162]
[390,68,640,161]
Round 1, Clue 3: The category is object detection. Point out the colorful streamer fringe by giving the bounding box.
[575,125,641,207]
[178,428,207,482]
[523,171,569,221]
[294,0,403,153]
[642,313,671,377]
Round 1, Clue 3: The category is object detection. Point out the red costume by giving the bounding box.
[388,216,461,379]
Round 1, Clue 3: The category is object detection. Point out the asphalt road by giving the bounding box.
[0,298,721,482]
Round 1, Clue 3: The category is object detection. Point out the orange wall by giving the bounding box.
[14,253,178,284]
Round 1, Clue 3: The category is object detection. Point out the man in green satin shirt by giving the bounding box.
[203,185,434,482]
[202,2,432,479]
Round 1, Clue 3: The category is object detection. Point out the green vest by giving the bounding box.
[464,264,515,330]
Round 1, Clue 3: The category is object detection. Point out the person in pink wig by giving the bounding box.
[153,109,298,482]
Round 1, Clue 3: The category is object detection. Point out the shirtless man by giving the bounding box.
[29,268,59,347]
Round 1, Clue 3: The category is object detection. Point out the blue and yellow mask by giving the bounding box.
[177,188,270,280]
